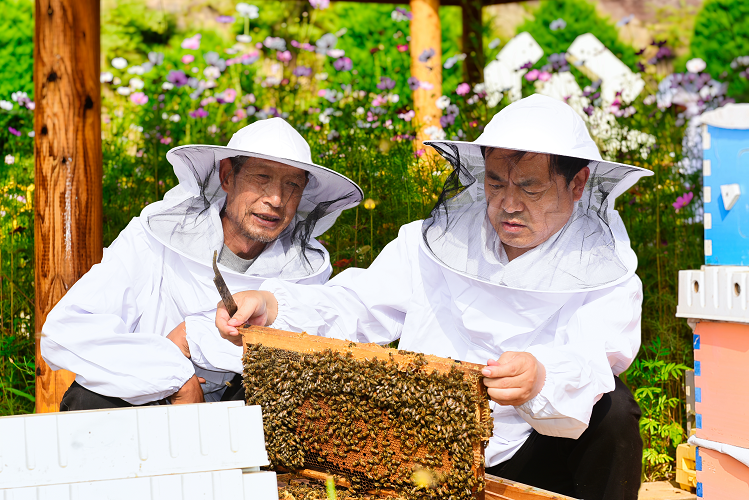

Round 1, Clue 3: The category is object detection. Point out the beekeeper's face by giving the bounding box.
[220,157,308,244]
[484,148,589,260]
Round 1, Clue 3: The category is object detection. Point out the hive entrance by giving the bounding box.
[241,326,493,499]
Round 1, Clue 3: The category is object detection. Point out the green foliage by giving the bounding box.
[690,0,749,100]
[517,0,637,70]
[102,0,178,63]
[0,0,34,99]
[626,339,691,481]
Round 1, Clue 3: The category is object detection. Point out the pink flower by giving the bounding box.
[398,110,415,122]
[181,54,195,64]
[414,149,425,158]
[397,44,408,53]
[8,127,21,137]
[309,0,330,9]
[317,89,327,97]
[456,83,470,96]
[160,137,172,144]
[189,108,209,118]
[181,34,202,50]
[372,95,387,107]
[525,69,540,82]
[673,192,694,210]
[420,81,434,90]
[130,92,149,105]
[220,88,237,103]
[277,50,292,63]
[537,71,551,82]
[333,57,353,71]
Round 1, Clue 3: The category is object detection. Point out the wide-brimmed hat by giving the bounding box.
[420,94,654,292]
[165,117,363,235]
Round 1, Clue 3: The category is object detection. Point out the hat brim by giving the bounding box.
[165,144,363,218]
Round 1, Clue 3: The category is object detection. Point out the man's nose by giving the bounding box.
[501,187,524,214]
[262,184,284,207]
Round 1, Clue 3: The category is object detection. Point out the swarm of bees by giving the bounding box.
[243,342,494,499]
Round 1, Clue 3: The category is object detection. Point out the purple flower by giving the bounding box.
[440,114,455,127]
[456,82,470,96]
[167,70,189,87]
[673,192,694,210]
[189,108,209,119]
[293,66,313,77]
[407,77,420,91]
[333,57,353,72]
[8,127,21,137]
[418,48,435,63]
[395,7,412,20]
[216,15,235,23]
[518,61,534,70]
[377,77,396,90]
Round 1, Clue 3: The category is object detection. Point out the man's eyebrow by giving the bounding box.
[486,170,505,182]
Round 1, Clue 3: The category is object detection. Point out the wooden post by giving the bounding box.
[461,0,484,85]
[410,0,442,149]
[34,0,102,413]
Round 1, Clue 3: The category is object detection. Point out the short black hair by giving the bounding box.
[480,146,590,185]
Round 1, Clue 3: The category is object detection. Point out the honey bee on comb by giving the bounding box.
[241,326,493,499]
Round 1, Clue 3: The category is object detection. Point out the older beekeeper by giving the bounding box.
[217,95,650,499]
[41,117,362,409]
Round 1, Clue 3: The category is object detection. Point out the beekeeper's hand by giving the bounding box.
[216,291,278,346]
[170,375,205,405]
[481,352,546,407]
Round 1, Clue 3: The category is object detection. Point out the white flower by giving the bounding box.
[204,66,221,80]
[473,83,486,94]
[355,107,365,115]
[4,154,15,165]
[389,94,400,103]
[113,77,122,85]
[162,82,174,90]
[11,91,28,102]
[161,112,169,120]
[643,94,656,106]
[236,3,259,19]
[319,113,331,124]
[424,125,445,140]
[236,34,252,43]
[435,95,451,110]
[127,65,145,75]
[0,100,13,111]
[315,72,329,81]
[169,114,181,122]
[116,86,132,96]
[111,57,128,69]
[27,131,35,137]
[100,72,114,83]
[686,58,707,74]
[129,78,145,90]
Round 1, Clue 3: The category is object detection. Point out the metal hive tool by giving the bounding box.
[240,326,494,499]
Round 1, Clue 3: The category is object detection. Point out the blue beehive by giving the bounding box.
[702,104,749,265]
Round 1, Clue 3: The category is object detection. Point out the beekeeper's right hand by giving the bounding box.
[216,291,278,346]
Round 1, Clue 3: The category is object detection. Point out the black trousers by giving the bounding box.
[59,375,245,411]
[485,377,642,500]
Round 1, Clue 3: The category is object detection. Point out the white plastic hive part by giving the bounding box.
[720,183,741,211]
[676,266,749,322]
[566,33,644,104]
[0,470,278,500]
[484,32,544,104]
[0,401,269,490]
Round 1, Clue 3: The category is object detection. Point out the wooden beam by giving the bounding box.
[34,0,102,413]
[410,0,442,148]
[461,0,485,85]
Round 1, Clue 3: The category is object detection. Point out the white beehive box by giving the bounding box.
[1,469,278,500]
[0,401,269,490]
[484,32,544,105]
[676,266,749,323]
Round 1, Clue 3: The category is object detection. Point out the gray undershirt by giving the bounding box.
[217,244,256,273]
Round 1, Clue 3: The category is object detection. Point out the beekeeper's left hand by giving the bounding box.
[481,352,546,406]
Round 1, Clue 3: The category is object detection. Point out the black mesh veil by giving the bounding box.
[141,146,361,279]
[421,141,648,292]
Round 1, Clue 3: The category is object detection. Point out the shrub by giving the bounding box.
[0,0,34,99]
[690,0,749,100]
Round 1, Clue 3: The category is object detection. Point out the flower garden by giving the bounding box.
[1,0,748,482]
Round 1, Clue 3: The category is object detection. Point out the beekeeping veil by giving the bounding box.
[141,117,362,279]
[423,94,653,292]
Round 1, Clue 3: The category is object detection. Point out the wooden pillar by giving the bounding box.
[34,0,102,413]
[410,0,442,147]
[461,0,484,85]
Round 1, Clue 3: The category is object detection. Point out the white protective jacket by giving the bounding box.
[261,220,643,467]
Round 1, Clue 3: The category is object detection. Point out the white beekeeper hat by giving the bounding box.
[421,94,654,292]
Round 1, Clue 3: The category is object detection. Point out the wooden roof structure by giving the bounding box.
[33,0,527,413]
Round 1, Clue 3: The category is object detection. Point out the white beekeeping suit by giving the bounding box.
[257,95,652,467]
[41,118,362,405]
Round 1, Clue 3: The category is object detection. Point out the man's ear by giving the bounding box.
[219,158,233,193]
[571,166,590,202]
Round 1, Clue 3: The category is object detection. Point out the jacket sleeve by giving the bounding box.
[185,257,335,374]
[515,275,643,438]
[41,220,196,405]
[261,222,421,344]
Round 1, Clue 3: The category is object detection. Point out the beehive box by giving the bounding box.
[240,326,494,499]
[696,446,749,499]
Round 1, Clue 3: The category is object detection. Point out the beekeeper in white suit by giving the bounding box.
[217,95,650,500]
[41,117,362,409]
